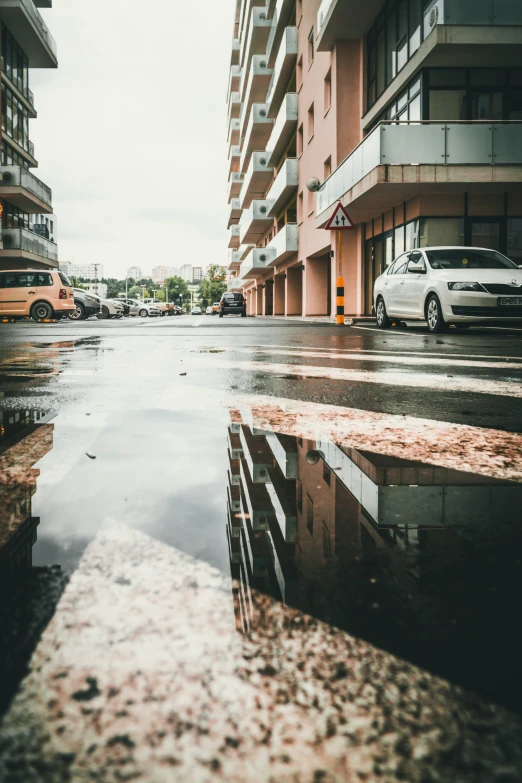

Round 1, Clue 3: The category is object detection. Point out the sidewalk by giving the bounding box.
[1,524,521,782]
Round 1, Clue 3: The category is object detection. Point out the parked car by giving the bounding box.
[0,268,75,320]
[206,305,213,315]
[219,292,247,317]
[69,287,102,320]
[119,298,161,317]
[374,246,522,334]
[96,296,125,319]
[143,298,174,316]
[111,299,130,315]
[212,302,220,314]
[191,306,202,315]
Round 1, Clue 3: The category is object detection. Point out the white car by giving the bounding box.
[72,289,123,320]
[191,306,202,315]
[205,306,213,314]
[119,298,162,317]
[373,246,522,334]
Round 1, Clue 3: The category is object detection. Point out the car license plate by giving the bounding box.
[499,296,522,306]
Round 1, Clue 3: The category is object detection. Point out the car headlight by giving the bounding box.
[447,282,486,292]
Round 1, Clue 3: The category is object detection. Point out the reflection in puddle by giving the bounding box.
[0,409,67,713]
[226,412,522,712]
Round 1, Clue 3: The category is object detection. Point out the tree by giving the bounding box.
[198,265,227,308]
[165,276,189,305]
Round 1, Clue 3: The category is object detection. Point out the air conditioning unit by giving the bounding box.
[3,234,13,246]
[2,172,12,183]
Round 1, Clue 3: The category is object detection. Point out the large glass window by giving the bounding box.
[507,219,522,264]
[1,199,30,230]
[1,24,30,100]
[419,218,464,247]
[1,86,31,153]
[428,68,522,121]
[1,140,30,168]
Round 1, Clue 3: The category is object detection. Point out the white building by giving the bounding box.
[192,267,203,282]
[180,264,193,282]
[83,282,108,299]
[127,266,143,280]
[59,262,104,280]
[151,265,178,284]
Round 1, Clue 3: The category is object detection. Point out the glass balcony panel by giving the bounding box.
[2,227,58,261]
[0,165,52,208]
[445,123,492,164]
[493,123,522,163]
[381,123,446,165]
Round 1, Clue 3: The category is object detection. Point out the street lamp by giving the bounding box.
[140,285,146,300]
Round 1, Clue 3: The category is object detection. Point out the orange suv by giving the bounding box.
[0,268,75,320]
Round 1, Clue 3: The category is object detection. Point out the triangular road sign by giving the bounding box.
[324,202,355,231]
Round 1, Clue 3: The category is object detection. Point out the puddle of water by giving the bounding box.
[1,402,522,716]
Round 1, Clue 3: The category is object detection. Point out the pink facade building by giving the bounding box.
[226,0,522,318]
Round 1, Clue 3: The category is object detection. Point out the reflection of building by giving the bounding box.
[0,410,54,573]
[225,411,522,708]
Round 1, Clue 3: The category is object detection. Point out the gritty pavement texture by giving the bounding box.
[1,525,522,783]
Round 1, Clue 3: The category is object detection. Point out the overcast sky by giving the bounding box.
[31,0,233,279]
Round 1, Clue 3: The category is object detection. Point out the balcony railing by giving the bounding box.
[0,165,52,207]
[17,0,58,58]
[424,0,522,34]
[316,121,522,215]
[2,227,58,261]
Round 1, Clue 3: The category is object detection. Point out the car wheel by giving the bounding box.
[68,302,85,320]
[426,294,447,334]
[31,301,53,321]
[375,297,391,329]
[139,309,148,318]
[100,305,110,320]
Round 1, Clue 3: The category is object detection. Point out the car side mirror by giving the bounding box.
[408,263,426,274]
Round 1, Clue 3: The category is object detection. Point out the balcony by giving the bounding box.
[315,121,522,224]
[239,200,272,244]
[238,0,266,43]
[316,0,385,51]
[240,246,276,279]
[228,276,245,290]
[229,145,240,177]
[228,250,241,271]
[240,6,272,71]
[0,0,58,68]
[227,198,242,229]
[240,55,273,127]
[266,157,298,216]
[228,119,240,147]
[239,151,274,209]
[228,171,244,203]
[0,166,52,213]
[424,0,522,33]
[266,223,298,266]
[266,27,298,118]
[228,224,241,249]
[240,104,274,172]
[230,38,240,66]
[266,93,297,165]
[0,227,58,265]
[266,0,298,66]
[228,91,242,122]
[227,64,241,103]
[238,242,256,261]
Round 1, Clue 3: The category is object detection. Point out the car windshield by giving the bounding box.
[426,249,518,270]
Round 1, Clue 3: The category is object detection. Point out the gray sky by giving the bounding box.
[31,0,233,279]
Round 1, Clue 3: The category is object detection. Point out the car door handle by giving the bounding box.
[28,290,36,294]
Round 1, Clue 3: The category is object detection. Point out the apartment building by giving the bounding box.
[60,261,104,280]
[127,266,143,280]
[226,0,522,317]
[0,1,58,272]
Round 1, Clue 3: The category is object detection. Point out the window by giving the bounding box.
[296,478,303,512]
[298,191,304,222]
[297,55,303,91]
[508,218,522,264]
[322,522,331,557]
[425,248,517,270]
[297,123,303,155]
[324,156,331,180]
[406,252,425,273]
[419,218,464,247]
[427,68,522,121]
[1,25,30,99]
[307,187,314,216]
[308,28,314,66]
[322,461,331,486]
[391,254,409,275]
[1,85,30,152]
[307,102,314,141]
[324,69,331,113]
[306,495,313,536]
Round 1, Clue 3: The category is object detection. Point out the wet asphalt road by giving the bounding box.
[1,314,522,771]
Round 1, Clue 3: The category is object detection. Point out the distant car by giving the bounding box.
[219,292,247,317]
[374,246,522,334]
[191,306,202,315]
[111,299,130,315]
[212,302,220,314]
[206,306,213,315]
[119,298,161,317]
[143,298,174,316]
[69,288,102,320]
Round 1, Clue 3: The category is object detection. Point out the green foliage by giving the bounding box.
[198,265,227,308]
[165,276,189,305]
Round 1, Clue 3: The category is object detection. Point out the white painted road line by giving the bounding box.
[208,358,522,399]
